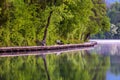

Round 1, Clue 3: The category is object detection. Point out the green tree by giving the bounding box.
[88,0,110,40]
[107,2,120,24]
[0,0,110,46]
[93,2,120,39]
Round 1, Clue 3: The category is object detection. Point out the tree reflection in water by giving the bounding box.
[41,54,51,80]
[0,51,110,80]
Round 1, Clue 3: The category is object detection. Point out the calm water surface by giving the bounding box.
[0,40,120,80]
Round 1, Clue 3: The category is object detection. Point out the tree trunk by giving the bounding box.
[41,11,53,46]
[84,33,90,41]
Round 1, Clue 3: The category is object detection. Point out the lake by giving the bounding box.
[0,40,120,80]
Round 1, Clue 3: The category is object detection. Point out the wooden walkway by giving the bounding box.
[0,47,94,57]
[0,41,97,53]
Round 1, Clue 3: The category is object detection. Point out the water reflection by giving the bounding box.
[2,40,120,80]
[93,42,120,55]
[0,50,110,80]
[91,40,120,80]
[41,55,50,80]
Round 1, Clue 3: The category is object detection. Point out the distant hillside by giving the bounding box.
[105,0,120,6]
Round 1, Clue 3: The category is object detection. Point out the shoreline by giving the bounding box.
[0,41,97,53]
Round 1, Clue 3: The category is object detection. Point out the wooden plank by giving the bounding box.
[0,47,94,57]
[0,41,97,53]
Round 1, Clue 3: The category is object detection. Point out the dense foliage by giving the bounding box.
[0,0,110,46]
[92,2,120,39]
[0,51,110,80]
[106,2,120,39]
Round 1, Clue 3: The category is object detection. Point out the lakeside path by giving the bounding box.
[0,41,97,53]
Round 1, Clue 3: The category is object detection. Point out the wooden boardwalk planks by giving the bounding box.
[0,41,97,53]
[0,47,94,57]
